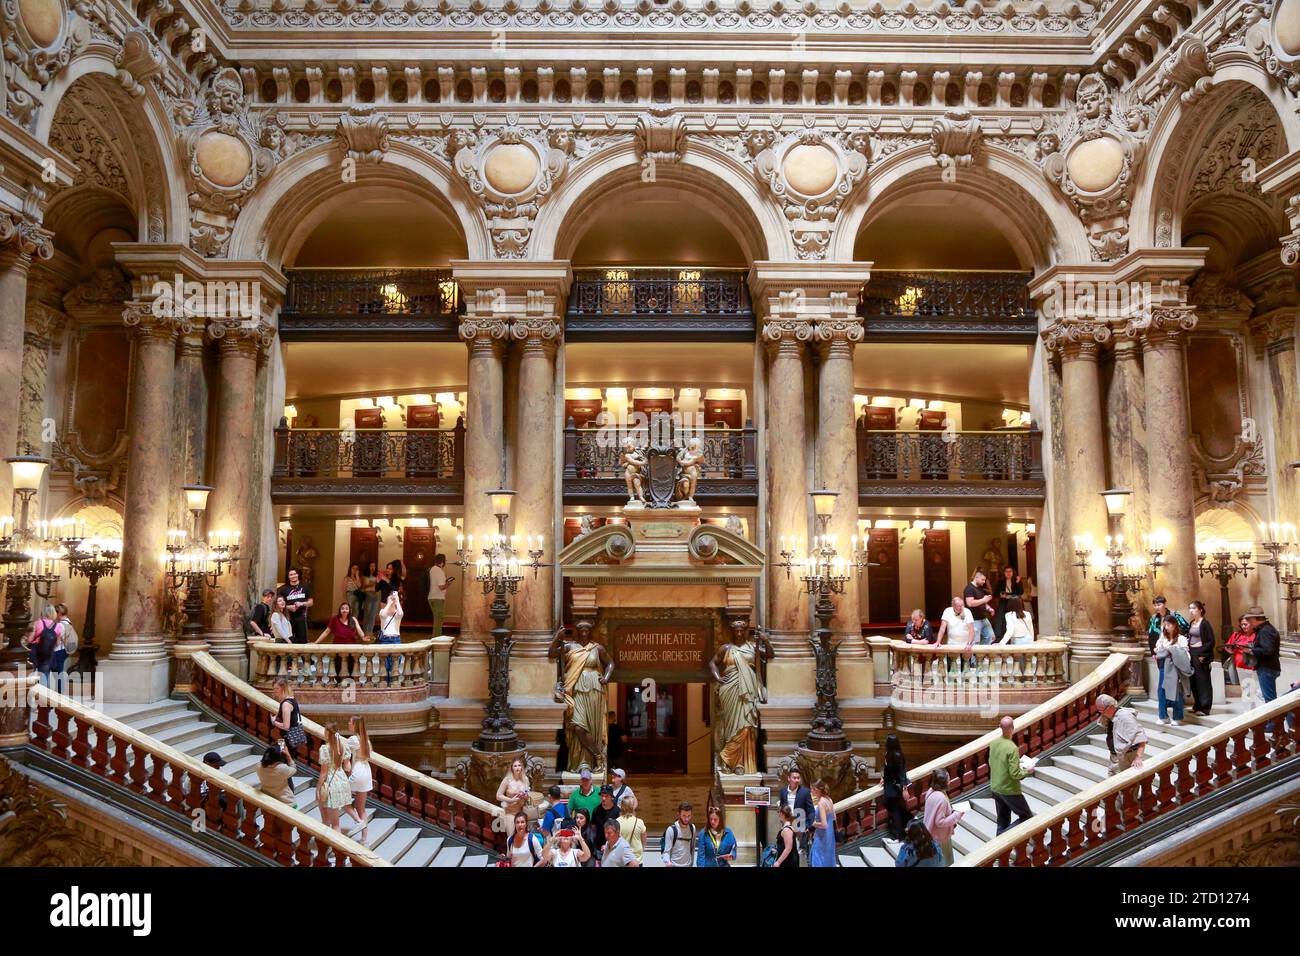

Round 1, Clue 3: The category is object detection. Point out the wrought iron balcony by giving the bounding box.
[280,269,462,339]
[565,267,754,340]
[857,270,1036,341]
[562,420,758,503]
[857,428,1044,504]
[271,421,464,504]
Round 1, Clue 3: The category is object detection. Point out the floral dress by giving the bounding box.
[318,740,353,810]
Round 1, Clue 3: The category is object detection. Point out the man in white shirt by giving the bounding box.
[938,596,975,649]
[426,554,452,636]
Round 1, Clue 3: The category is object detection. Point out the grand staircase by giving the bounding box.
[106,697,492,867]
[839,697,1250,866]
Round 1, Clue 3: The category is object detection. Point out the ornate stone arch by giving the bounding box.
[839,142,1087,268]
[227,138,487,267]
[538,138,787,264]
[1134,68,1298,250]
[36,52,181,243]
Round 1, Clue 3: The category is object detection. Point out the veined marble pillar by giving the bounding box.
[814,306,863,653]
[1129,306,1199,608]
[510,317,560,656]
[0,211,53,500]
[456,313,509,657]
[100,306,187,702]
[167,329,209,534]
[203,321,275,677]
[19,301,66,455]
[1044,320,1112,672]
[762,315,811,658]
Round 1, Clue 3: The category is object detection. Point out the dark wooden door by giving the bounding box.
[922,528,952,623]
[349,527,379,577]
[620,682,688,775]
[703,399,742,430]
[354,407,385,477]
[866,528,901,625]
[402,527,436,625]
[564,399,604,428]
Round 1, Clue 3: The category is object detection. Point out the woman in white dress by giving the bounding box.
[269,596,294,643]
[316,722,353,833]
[998,596,1036,645]
[344,714,373,844]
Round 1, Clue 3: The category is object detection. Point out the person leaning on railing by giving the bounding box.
[1096,694,1147,775]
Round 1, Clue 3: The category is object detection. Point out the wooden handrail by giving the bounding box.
[17,677,386,866]
[834,653,1130,838]
[957,688,1300,867]
[190,652,505,852]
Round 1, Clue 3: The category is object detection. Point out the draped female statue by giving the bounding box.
[708,619,773,775]
[548,621,614,773]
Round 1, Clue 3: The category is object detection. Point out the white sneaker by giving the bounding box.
[1159,717,1171,725]
[1170,720,1182,727]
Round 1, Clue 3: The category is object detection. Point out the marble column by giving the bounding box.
[814,308,863,653]
[19,301,66,456]
[167,329,210,533]
[0,211,53,502]
[509,317,560,656]
[456,314,509,657]
[1045,320,1113,673]
[100,306,187,702]
[762,316,811,657]
[1130,306,1199,609]
[203,321,274,677]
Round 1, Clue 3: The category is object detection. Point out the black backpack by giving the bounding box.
[32,620,58,668]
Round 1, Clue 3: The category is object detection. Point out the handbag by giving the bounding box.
[282,697,308,749]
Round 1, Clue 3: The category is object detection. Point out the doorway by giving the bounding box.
[619,682,688,775]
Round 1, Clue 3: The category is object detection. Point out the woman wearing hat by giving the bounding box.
[1241,607,1282,713]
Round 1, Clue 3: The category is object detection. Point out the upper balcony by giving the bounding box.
[271,421,464,504]
[562,421,758,504]
[565,268,754,341]
[279,269,463,340]
[857,427,1044,506]
[858,270,1036,344]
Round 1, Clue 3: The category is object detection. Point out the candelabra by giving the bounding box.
[1196,537,1254,650]
[1259,521,1300,634]
[65,537,122,674]
[0,456,67,672]
[453,489,547,753]
[164,485,239,642]
[1142,528,1171,582]
[775,491,869,753]
[1072,489,1148,646]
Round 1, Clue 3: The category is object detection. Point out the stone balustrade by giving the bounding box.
[835,652,1129,843]
[960,688,1300,867]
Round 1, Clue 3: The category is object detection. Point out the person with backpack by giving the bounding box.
[661,801,696,867]
[608,767,635,808]
[696,806,736,868]
[54,604,78,688]
[540,785,569,837]
[506,811,544,867]
[26,606,62,689]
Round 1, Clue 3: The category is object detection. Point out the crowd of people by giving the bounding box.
[904,567,1038,650]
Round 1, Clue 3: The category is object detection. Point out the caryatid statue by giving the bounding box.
[548,621,614,773]
[708,618,773,774]
[621,437,647,504]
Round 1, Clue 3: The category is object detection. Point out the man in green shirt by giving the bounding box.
[989,716,1035,835]
[567,769,601,818]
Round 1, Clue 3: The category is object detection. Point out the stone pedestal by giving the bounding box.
[1110,642,1148,698]
[453,744,545,807]
[0,672,38,749]
[717,771,765,866]
[172,640,210,695]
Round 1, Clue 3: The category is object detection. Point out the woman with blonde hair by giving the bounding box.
[495,757,542,821]
[316,722,353,833]
[617,794,646,862]
[809,778,837,867]
[344,714,373,843]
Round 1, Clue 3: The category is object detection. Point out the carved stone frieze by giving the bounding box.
[634,108,685,165]
[114,28,165,98]
[335,105,390,164]
[1,0,87,86]
[0,759,130,867]
[930,107,982,168]
[1036,74,1153,261]
[1156,35,1214,106]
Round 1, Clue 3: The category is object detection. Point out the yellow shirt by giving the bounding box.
[619,814,646,861]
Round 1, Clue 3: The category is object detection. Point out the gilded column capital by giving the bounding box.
[123,302,191,342]
[1125,305,1197,349]
[1041,319,1111,360]
[208,317,276,356]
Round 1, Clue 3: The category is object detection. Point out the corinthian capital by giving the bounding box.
[123,302,192,340]
[208,317,277,355]
[1041,318,1111,359]
[813,316,864,356]
[458,315,511,344]
[510,316,562,348]
[1125,305,1197,348]
[0,209,54,265]
[761,316,815,356]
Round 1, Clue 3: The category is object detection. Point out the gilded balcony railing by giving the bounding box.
[273,422,464,479]
[282,269,459,317]
[857,428,1043,482]
[858,269,1034,334]
[567,267,750,316]
[563,423,758,480]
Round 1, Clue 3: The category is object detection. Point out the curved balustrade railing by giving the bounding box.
[192,652,504,853]
[858,429,1042,482]
[891,640,1069,695]
[958,689,1300,867]
[14,676,384,866]
[249,640,435,692]
[834,652,1129,841]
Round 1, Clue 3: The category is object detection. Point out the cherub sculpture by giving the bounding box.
[621,437,647,504]
[675,436,704,504]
